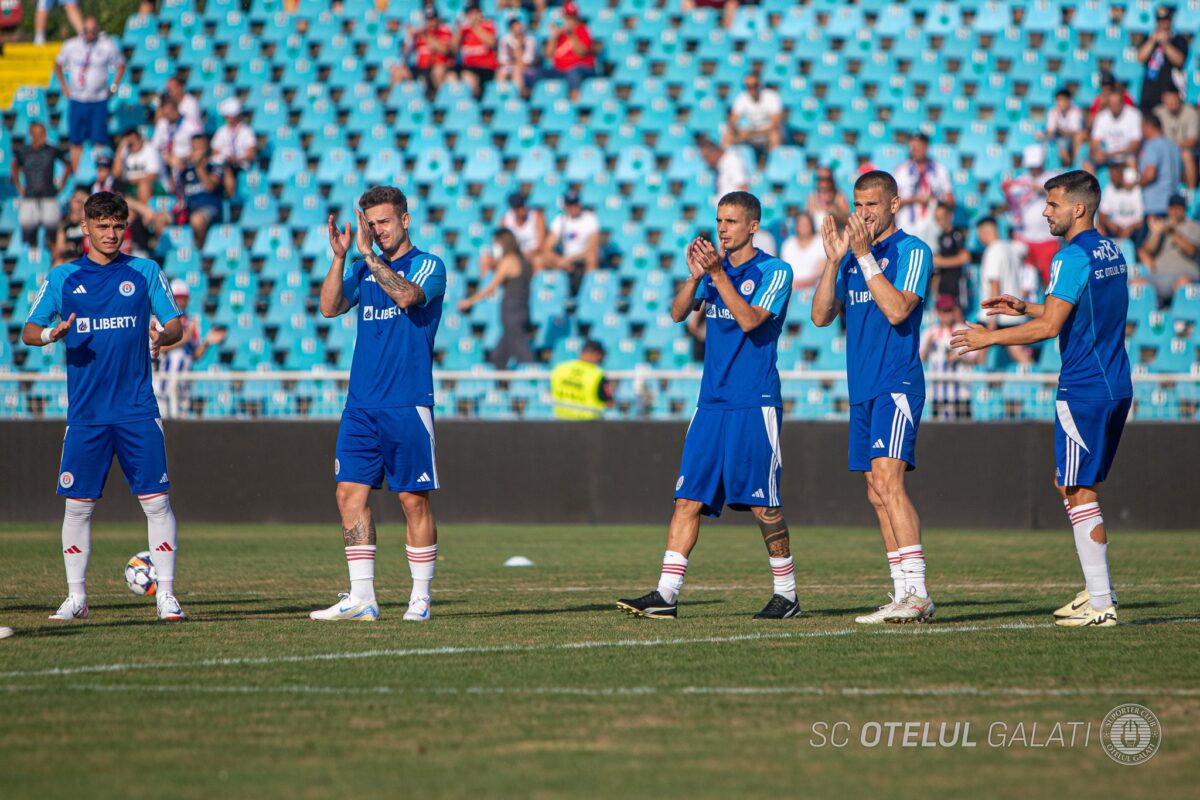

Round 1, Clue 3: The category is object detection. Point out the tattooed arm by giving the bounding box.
[363,252,427,310]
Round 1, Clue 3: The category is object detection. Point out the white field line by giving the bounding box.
[2,683,1198,699]
[4,619,1200,681]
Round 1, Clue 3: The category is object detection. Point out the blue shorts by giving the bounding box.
[335,406,439,493]
[1054,398,1130,487]
[674,406,783,518]
[849,393,924,472]
[67,100,110,146]
[57,418,170,499]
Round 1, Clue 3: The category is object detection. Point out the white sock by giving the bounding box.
[406,543,437,600]
[769,556,796,601]
[62,498,95,599]
[1069,502,1111,611]
[898,544,927,598]
[140,494,177,597]
[886,550,904,599]
[657,550,688,605]
[345,545,377,603]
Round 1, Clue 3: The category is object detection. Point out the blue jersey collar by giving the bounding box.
[76,252,128,269]
[871,228,906,254]
[1067,228,1097,247]
[722,247,764,274]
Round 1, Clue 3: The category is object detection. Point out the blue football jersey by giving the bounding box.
[27,253,181,424]
[693,249,792,408]
[343,247,446,408]
[1046,230,1132,400]
[835,229,932,404]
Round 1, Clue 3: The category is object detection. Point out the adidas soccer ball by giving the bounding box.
[124,551,157,596]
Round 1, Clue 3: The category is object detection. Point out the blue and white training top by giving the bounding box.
[27,253,181,425]
[1046,229,1132,401]
[693,248,793,409]
[342,247,446,409]
[835,229,932,404]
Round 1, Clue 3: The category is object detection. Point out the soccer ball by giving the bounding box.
[124,551,157,596]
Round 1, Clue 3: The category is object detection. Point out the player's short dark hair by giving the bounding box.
[1045,169,1101,210]
[717,191,761,222]
[853,169,899,199]
[359,185,409,217]
[84,191,129,222]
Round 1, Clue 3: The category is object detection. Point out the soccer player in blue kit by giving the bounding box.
[952,171,1130,628]
[811,170,936,624]
[22,191,187,622]
[618,192,800,620]
[313,186,447,623]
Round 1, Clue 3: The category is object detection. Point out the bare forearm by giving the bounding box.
[711,272,768,332]
[810,259,841,326]
[671,277,702,322]
[980,317,1056,347]
[365,252,425,309]
[865,275,916,325]
[157,320,184,348]
[21,323,48,346]
[320,256,350,317]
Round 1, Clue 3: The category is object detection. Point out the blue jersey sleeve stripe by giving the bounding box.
[765,269,789,310]
[25,280,53,324]
[156,268,183,318]
[410,258,438,287]
[903,248,923,293]
[755,269,785,311]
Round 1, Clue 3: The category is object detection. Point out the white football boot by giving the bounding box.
[1055,604,1118,628]
[309,593,380,621]
[403,596,431,621]
[49,594,89,621]
[0,626,14,640]
[854,594,903,624]
[157,593,188,622]
[1054,588,1120,618]
[882,589,936,624]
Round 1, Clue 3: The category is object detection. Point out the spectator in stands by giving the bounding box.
[722,71,785,164]
[1139,113,1183,223]
[1137,5,1189,115]
[157,279,226,417]
[977,216,1036,366]
[1002,144,1058,284]
[920,295,979,420]
[178,134,224,249]
[112,127,163,204]
[805,166,850,231]
[459,228,535,368]
[34,0,82,47]
[211,98,257,199]
[1098,164,1146,243]
[53,187,89,264]
[392,7,456,98]
[1137,195,1200,305]
[931,201,969,308]
[895,132,955,248]
[497,192,546,271]
[455,1,499,99]
[497,16,538,97]
[90,151,116,194]
[53,16,125,171]
[780,212,825,290]
[152,98,203,173]
[544,2,597,100]
[1087,72,1135,119]
[1086,85,1142,172]
[1155,89,1198,189]
[1042,88,1086,166]
[696,133,748,200]
[550,339,613,420]
[11,121,72,249]
[544,189,600,295]
[161,74,203,129]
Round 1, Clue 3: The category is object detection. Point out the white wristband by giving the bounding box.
[857,251,883,280]
[40,327,53,345]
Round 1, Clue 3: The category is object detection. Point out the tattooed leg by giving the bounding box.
[342,514,377,546]
[754,506,791,558]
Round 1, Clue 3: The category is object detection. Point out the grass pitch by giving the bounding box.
[1,522,1198,799]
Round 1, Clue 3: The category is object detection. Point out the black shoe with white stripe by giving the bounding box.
[753,594,801,620]
[617,590,677,619]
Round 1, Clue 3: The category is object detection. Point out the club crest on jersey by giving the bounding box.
[676,475,685,490]
[119,280,136,297]
[59,471,75,488]
[740,279,756,295]
[334,458,341,476]
[879,258,889,269]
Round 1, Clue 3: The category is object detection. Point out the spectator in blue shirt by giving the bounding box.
[1138,113,1183,221]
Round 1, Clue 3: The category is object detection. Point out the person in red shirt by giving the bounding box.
[455,1,498,98]
[392,6,456,98]
[543,2,597,100]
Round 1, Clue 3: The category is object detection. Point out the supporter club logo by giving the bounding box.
[119,281,136,297]
[59,472,75,489]
[1101,704,1161,765]
[741,280,756,295]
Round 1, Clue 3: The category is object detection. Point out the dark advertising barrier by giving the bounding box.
[1,421,1197,529]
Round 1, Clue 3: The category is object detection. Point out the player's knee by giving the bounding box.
[397,491,430,516]
[138,493,171,517]
[673,498,704,518]
[335,483,367,514]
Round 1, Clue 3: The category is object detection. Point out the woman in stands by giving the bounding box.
[459,228,535,368]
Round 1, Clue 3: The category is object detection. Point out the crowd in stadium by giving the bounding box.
[4,0,1200,420]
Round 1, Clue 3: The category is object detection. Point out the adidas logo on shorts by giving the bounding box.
[751,488,765,499]
[418,472,431,483]
[159,473,169,483]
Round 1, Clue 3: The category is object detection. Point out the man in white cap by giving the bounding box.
[1001,143,1059,285]
[156,279,225,417]
[211,97,257,198]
